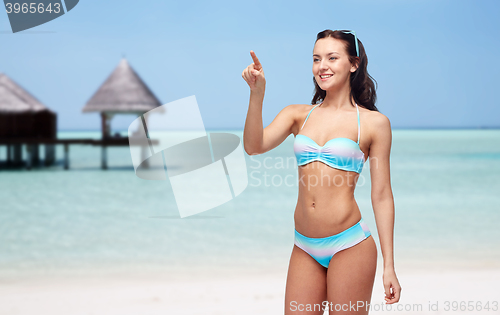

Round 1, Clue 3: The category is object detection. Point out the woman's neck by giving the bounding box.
[321,84,354,110]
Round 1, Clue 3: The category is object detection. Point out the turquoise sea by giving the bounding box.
[0,129,499,279]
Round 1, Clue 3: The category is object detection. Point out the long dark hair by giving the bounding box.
[312,29,379,111]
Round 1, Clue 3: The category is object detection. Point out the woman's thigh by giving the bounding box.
[284,245,328,315]
[326,236,377,315]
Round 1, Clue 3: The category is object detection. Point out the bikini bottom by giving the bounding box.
[294,217,372,268]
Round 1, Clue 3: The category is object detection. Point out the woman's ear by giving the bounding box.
[350,58,360,73]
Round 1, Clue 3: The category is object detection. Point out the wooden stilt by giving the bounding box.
[64,143,69,170]
[13,144,22,165]
[6,145,11,165]
[101,145,108,170]
[44,144,55,166]
[140,145,149,168]
[32,144,40,166]
[26,144,32,170]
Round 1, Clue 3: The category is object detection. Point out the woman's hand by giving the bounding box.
[242,50,266,93]
[383,268,401,304]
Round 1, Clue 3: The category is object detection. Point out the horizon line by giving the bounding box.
[57,126,500,132]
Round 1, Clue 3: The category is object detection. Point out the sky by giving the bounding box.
[1,0,499,131]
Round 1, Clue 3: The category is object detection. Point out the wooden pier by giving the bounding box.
[0,137,156,170]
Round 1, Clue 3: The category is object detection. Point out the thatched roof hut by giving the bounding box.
[0,73,57,138]
[82,58,163,139]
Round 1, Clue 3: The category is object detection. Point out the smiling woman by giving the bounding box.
[312,30,379,110]
[242,29,401,315]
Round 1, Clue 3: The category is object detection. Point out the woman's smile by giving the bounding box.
[319,74,334,81]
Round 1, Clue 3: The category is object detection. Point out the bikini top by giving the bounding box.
[293,102,365,173]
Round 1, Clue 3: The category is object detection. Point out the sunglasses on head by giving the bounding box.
[334,30,359,57]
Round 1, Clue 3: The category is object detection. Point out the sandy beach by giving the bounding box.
[1,264,499,315]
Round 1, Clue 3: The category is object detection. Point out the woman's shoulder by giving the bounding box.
[281,103,317,117]
[360,107,392,142]
[358,105,390,124]
[291,103,320,114]
[286,103,318,109]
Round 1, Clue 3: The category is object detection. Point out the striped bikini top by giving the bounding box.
[293,102,365,173]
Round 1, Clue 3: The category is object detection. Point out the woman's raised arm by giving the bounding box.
[242,50,296,155]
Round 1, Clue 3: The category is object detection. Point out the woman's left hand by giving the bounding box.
[383,268,401,304]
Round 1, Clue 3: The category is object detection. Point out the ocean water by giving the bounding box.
[0,129,499,279]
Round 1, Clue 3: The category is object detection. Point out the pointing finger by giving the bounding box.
[250,50,262,70]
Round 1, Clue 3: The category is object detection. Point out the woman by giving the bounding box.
[242,29,401,314]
